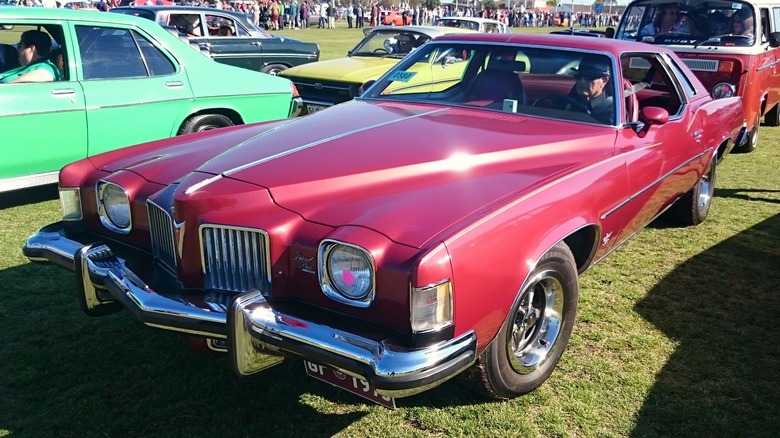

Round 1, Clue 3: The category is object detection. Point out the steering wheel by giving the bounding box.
[373,48,388,53]
[532,94,589,113]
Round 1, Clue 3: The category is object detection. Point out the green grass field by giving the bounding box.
[1,21,779,438]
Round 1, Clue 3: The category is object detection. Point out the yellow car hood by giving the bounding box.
[282,56,402,84]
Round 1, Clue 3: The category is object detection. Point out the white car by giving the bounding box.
[433,16,510,34]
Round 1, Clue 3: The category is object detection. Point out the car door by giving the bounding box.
[199,12,266,72]
[0,22,87,192]
[615,53,705,240]
[69,22,193,157]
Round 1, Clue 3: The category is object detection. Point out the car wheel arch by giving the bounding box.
[177,108,243,134]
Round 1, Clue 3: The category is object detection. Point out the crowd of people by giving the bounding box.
[6,0,624,32]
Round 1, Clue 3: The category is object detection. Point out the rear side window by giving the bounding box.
[76,26,174,79]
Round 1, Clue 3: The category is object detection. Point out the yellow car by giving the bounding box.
[281,25,474,115]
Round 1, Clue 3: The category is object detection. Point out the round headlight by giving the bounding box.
[102,183,131,229]
[711,82,736,99]
[327,245,373,300]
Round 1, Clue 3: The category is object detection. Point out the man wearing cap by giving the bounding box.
[566,56,614,124]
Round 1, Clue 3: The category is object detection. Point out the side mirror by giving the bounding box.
[359,80,376,95]
[635,106,669,138]
[769,32,780,48]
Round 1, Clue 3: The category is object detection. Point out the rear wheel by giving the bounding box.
[735,122,759,153]
[260,63,288,76]
[177,114,234,135]
[461,242,579,399]
[670,158,716,226]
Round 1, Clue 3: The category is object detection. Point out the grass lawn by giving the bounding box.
[1,21,779,438]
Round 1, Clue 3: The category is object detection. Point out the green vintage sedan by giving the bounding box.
[0,8,301,193]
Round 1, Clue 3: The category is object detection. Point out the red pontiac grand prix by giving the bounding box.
[24,34,745,408]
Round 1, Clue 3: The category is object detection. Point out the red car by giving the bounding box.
[24,34,745,408]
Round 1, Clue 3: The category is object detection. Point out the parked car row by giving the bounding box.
[0,7,302,193]
[22,27,747,409]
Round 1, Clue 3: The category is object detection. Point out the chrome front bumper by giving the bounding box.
[23,222,477,398]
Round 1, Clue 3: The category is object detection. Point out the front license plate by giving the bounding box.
[305,104,327,114]
[304,360,396,409]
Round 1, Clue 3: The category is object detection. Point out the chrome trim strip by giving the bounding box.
[601,148,711,220]
[0,171,58,193]
[756,59,780,72]
[230,290,477,397]
[224,108,447,175]
[147,200,177,270]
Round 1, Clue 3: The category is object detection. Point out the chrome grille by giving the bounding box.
[147,201,176,270]
[201,225,270,293]
[682,58,719,72]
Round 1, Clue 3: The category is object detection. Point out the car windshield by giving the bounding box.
[351,29,432,58]
[361,42,620,126]
[617,0,756,46]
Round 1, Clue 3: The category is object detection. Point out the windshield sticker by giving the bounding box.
[732,3,742,9]
[388,71,416,83]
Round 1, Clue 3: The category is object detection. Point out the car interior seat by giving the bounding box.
[46,47,65,80]
[0,43,20,73]
[465,59,526,108]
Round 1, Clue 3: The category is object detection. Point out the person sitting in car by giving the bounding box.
[730,9,754,37]
[640,3,688,37]
[0,30,60,84]
[567,56,614,124]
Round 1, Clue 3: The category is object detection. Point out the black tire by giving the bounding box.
[177,114,234,135]
[764,103,780,127]
[461,242,579,399]
[670,158,716,226]
[734,122,758,153]
[260,63,288,76]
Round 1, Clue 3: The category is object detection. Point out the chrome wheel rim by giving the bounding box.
[507,270,565,375]
[697,164,715,217]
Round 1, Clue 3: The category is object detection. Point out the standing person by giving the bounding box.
[301,1,310,28]
[271,0,280,30]
[327,1,335,28]
[318,1,327,28]
[347,2,354,28]
[290,0,299,28]
[356,3,363,28]
[371,2,378,26]
[0,30,60,84]
[252,1,260,27]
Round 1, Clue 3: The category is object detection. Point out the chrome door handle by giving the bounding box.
[165,81,184,88]
[51,88,76,96]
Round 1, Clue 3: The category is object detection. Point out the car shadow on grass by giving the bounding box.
[0,261,372,436]
[631,211,780,437]
[0,184,58,209]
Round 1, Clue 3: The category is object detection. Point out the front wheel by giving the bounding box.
[177,114,234,135]
[461,242,579,399]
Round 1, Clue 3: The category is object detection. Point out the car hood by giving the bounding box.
[281,56,402,83]
[103,101,616,248]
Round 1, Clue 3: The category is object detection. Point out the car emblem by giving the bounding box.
[314,83,323,90]
[294,252,315,274]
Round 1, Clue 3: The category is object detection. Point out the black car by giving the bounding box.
[110,6,319,75]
